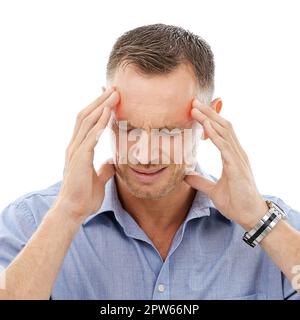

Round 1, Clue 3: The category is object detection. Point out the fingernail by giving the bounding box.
[192,99,201,108]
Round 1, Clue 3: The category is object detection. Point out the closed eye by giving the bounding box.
[113,120,184,136]
[159,128,183,136]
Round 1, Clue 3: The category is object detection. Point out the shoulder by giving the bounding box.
[1,181,62,227]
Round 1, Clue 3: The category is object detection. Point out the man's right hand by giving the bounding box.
[0,87,120,300]
[54,87,120,224]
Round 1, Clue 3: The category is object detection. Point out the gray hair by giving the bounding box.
[106,23,215,105]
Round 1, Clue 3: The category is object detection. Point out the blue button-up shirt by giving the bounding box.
[0,164,300,300]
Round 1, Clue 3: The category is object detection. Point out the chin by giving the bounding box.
[126,175,184,200]
[116,163,187,199]
[127,183,175,200]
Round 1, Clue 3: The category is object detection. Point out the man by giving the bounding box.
[0,23,300,300]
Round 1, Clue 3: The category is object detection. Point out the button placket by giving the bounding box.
[152,258,170,299]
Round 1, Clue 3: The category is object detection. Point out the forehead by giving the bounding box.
[111,63,197,128]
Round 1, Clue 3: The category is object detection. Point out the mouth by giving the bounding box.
[129,166,167,183]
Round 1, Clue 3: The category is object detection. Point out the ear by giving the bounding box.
[211,98,222,114]
[202,98,223,140]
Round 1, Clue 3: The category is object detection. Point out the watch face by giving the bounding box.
[271,201,287,218]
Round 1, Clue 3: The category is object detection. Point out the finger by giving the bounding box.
[202,119,235,164]
[192,107,239,152]
[83,105,113,151]
[224,124,250,164]
[67,91,119,160]
[71,91,118,149]
[191,107,225,141]
[208,119,250,167]
[192,100,229,129]
[184,170,216,196]
[69,87,116,145]
[191,107,249,164]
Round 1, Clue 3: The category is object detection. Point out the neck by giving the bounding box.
[114,175,196,233]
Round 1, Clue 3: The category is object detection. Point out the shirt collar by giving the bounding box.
[82,163,217,231]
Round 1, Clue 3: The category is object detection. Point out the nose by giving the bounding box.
[129,129,160,165]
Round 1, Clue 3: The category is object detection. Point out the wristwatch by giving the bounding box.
[243,200,287,248]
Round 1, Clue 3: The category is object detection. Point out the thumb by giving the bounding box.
[184,170,216,196]
[97,158,115,185]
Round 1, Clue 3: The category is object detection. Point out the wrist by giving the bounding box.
[238,199,269,231]
[48,199,85,233]
[242,199,288,248]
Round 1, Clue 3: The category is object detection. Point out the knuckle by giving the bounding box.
[225,120,232,129]
[81,115,93,129]
[222,140,231,149]
[76,111,84,123]
[223,128,230,138]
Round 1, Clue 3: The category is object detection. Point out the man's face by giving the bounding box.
[109,63,199,199]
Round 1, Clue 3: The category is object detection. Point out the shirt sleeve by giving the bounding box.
[0,201,37,271]
[271,196,300,300]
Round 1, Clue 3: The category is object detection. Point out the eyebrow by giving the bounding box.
[113,119,192,130]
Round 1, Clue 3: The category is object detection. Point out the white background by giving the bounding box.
[0,0,299,211]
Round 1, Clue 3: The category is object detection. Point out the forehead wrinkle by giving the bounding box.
[115,118,193,130]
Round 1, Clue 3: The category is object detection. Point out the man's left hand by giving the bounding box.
[184,99,268,230]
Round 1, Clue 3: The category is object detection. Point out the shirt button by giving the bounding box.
[158,284,165,292]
